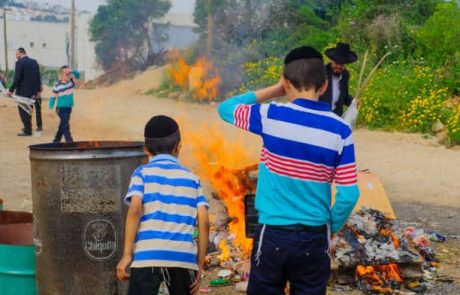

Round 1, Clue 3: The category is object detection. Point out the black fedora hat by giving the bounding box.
[325,42,358,64]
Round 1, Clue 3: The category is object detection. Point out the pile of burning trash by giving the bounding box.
[332,208,443,294]
[203,205,445,294]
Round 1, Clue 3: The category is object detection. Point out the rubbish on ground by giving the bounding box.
[331,208,442,294]
[428,231,446,242]
[209,278,230,287]
[217,269,233,278]
[199,288,210,293]
[235,281,248,293]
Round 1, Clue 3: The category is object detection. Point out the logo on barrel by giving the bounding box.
[83,219,117,261]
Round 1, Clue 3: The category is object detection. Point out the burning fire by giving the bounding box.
[183,125,257,258]
[167,52,221,102]
[352,218,406,293]
[356,264,404,294]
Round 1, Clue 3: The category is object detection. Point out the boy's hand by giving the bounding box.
[190,268,203,295]
[116,254,132,281]
[255,78,286,103]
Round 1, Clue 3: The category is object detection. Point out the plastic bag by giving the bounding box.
[342,99,359,129]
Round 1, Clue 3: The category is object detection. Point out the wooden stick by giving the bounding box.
[355,50,369,98]
[356,51,392,99]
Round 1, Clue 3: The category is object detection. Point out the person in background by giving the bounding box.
[319,42,358,116]
[7,47,42,136]
[218,46,360,294]
[116,115,210,295]
[48,66,80,143]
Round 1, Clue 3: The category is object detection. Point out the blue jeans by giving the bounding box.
[248,225,330,295]
[53,107,73,143]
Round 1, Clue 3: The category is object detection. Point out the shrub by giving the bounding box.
[445,101,460,144]
[359,60,450,132]
[239,57,283,93]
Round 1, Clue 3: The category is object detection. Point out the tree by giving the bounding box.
[90,0,171,71]
[417,1,460,63]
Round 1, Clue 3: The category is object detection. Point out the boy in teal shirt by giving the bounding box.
[48,66,80,143]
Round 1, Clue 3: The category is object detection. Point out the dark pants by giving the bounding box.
[248,225,330,295]
[35,97,42,129]
[53,107,73,143]
[17,96,41,134]
[18,105,32,134]
[128,267,196,295]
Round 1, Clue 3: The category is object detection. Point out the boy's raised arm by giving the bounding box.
[330,133,360,233]
[217,80,284,134]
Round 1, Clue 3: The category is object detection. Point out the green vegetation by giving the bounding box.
[89,0,171,71]
[192,0,459,144]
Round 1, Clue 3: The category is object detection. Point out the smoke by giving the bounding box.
[194,0,287,95]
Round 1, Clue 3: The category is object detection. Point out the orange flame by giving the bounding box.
[167,57,190,91]
[218,239,231,262]
[356,264,404,294]
[167,54,221,102]
[183,126,256,259]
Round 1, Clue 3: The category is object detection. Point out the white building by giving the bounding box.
[152,13,198,53]
[0,2,199,81]
[0,10,102,81]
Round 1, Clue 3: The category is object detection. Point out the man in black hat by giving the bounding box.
[319,42,358,116]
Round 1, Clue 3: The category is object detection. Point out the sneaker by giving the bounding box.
[36,127,43,132]
[17,131,32,136]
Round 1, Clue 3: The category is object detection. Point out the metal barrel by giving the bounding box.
[29,141,147,295]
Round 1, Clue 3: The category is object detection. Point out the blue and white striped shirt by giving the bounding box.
[218,92,360,233]
[125,154,209,270]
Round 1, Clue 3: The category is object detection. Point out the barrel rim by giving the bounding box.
[29,141,145,151]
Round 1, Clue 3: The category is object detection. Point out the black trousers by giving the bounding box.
[18,105,32,134]
[248,225,330,295]
[35,97,42,129]
[128,267,196,295]
[17,96,41,134]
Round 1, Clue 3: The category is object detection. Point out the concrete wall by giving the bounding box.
[152,24,198,53]
[0,14,103,81]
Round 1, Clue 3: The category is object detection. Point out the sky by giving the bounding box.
[32,0,196,14]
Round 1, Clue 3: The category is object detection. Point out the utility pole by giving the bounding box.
[70,0,76,68]
[3,8,11,75]
[206,0,214,57]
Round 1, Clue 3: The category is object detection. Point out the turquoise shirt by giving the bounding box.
[49,70,80,109]
[218,92,360,233]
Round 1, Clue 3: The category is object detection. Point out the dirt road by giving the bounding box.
[1,67,459,294]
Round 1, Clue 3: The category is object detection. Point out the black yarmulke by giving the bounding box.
[144,115,179,139]
[284,46,323,64]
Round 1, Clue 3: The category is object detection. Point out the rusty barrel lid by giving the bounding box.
[29,141,145,160]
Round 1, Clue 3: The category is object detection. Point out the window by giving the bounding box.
[30,42,34,48]
[42,43,47,48]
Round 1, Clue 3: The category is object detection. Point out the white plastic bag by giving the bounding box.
[342,99,359,129]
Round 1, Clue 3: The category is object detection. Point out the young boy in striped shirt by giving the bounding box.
[48,66,80,143]
[218,46,360,294]
[116,115,210,295]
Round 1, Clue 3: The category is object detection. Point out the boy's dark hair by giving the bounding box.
[144,115,181,155]
[60,65,69,70]
[17,48,26,54]
[283,46,326,92]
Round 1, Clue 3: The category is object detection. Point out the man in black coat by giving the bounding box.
[319,42,358,116]
[7,48,42,136]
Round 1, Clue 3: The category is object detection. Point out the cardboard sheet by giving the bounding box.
[332,171,397,219]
